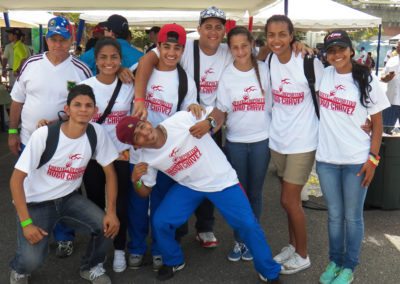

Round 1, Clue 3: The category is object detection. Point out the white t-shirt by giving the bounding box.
[267,52,324,154]
[80,76,134,153]
[383,55,400,106]
[153,40,233,107]
[11,53,92,145]
[15,123,118,203]
[316,66,390,164]
[139,108,238,192]
[145,68,198,127]
[217,61,272,143]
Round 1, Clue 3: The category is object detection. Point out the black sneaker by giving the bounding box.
[259,273,282,283]
[55,241,73,258]
[157,263,185,281]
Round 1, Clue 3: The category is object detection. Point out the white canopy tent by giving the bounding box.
[253,0,381,29]
[0,11,54,27]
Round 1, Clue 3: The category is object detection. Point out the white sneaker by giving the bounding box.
[113,250,127,273]
[273,244,295,264]
[10,270,29,284]
[280,252,311,275]
[196,232,219,248]
[80,263,111,284]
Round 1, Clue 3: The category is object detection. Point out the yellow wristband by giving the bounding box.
[20,218,32,228]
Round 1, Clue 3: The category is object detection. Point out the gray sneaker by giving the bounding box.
[128,254,144,269]
[152,255,163,271]
[80,263,111,284]
[10,270,29,284]
[55,241,73,258]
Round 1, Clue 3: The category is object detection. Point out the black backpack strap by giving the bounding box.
[304,54,319,119]
[193,40,200,103]
[86,123,97,158]
[37,121,63,169]
[177,64,188,111]
[267,52,273,86]
[96,79,123,124]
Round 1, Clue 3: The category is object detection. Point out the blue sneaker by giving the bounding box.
[241,243,253,261]
[331,268,354,284]
[228,242,242,261]
[320,262,341,284]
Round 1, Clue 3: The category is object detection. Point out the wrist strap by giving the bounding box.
[135,179,143,189]
[8,128,18,134]
[21,218,32,228]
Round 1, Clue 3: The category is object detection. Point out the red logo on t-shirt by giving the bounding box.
[46,153,86,181]
[232,86,265,112]
[92,110,129,125]
[271,78,304,105]
[200,68,218,95]
[165,146,202,176]
[145,85,173,115]
[319,85,356,115]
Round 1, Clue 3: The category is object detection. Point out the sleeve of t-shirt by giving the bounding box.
[14,127,47,174]
[216,76,231,113]
[92,123,119,167]
[79,49,96,75]
[10,71,27,103]
[313,58,325,91]
[367,74,391,116]
[180,75,198,110]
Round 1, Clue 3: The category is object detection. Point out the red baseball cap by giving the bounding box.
[92,24,105,34]
[116,116,142,145]
[158,23,186,46]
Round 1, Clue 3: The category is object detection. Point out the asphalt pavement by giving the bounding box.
[0,132,399,284]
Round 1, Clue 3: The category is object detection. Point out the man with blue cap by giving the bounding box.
[8,16,92,259]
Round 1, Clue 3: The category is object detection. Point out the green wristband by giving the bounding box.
[8,128,18,134]
[135,179,143,189]
[20,218,32,228]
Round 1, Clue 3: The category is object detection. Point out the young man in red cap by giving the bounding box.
[133,6,229,251]
[127,23,202,270]
[116,109,281,282]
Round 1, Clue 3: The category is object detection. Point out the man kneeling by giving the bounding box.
[9,84,119,284]
[116,108,281,283]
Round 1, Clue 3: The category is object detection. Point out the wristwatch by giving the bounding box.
[206,116,217,129]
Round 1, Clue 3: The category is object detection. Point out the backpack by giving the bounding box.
[267,53,320,119]
[37,121,97,169]
[133,64,188,111]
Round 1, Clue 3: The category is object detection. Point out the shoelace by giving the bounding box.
[233,242,242,253]
[89,264,105,280]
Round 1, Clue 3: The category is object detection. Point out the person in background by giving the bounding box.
[2,28,17,87]
[317,30,389,284]
[365,52,375,70]
[80,14,143,75]
[145,26,160,53]
[381,40,400,134]
[384,46,396,67]
[356,46,366,65]
[85,24,105,52]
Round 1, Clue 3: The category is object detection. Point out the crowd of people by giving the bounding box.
[4,5,392,284]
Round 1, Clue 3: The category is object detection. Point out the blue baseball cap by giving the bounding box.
[46,16,72,39]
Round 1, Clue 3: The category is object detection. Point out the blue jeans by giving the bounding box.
[153,183,281,280]
[127,164,176,256]
[10,191,112,274]
[225,138,270,242]
[316,162,368,270]
[20,143,75,242]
